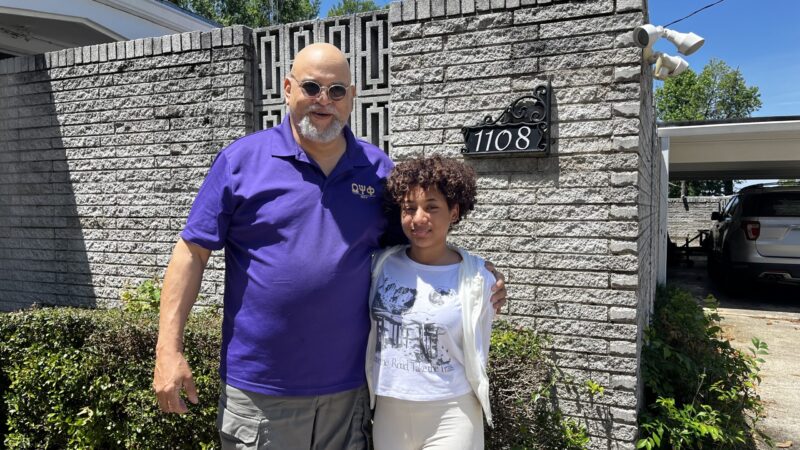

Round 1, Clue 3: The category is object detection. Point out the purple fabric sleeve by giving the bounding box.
[180,153,233,251]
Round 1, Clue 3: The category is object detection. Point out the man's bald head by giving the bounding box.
[291,43,351,84]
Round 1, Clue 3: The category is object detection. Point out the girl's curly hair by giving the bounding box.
[385,156,477,225]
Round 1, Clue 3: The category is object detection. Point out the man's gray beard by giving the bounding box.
[296,112,345,144]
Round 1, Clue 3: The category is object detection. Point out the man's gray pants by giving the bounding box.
[217,383,372,450]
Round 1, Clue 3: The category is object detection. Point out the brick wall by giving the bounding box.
[668,196,727,246]
[0,26,253,310]
[635,53,662,425]
[388,1,650,448]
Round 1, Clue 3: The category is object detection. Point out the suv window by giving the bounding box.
[742,192,800,217]
[724,196,740,217]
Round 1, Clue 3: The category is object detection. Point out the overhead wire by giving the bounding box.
[663,0,727,27]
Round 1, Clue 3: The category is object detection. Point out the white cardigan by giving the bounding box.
[364,245,494,427]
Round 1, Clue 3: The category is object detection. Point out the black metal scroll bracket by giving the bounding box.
[461,84,551,156]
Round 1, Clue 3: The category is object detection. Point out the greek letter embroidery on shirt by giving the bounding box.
[351,183,376,199]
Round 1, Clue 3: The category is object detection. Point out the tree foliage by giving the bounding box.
[327,0,382,16]
[656,59,761,122]
[656,59,762,197]
[168,0,321,27]
[669,180,735,198]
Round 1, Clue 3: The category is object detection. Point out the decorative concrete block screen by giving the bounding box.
[388,1,660,448]
[253,11,391,153]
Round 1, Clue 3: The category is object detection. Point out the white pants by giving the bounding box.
[373,393,484,450]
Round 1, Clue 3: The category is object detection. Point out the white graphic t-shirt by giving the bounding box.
[371,250,492,401]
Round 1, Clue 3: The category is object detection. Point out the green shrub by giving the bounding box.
[637,286,769,450]
[0,307,221,449]
[1,305,585,448]
[487,320,589,450]
[119,277,162,312]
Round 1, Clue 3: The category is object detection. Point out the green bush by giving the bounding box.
[119,277,162,313]
[637,286,769,449]
[0,307,221,449]
[487,320,589,450]
[1,305,584,448]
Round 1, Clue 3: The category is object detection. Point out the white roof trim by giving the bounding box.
[0,6,126,40]
[0,25,102,54]
[659,119,800,137]
[93,0,217,33]
[660,117,800,180]
[0,0,216,44]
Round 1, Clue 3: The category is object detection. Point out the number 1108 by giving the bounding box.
[472,126,534,152]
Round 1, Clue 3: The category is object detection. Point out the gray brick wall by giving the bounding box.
[668,196,727,246]
[0,26,254,310]
[389,0,651,448]
[634,54,662,440]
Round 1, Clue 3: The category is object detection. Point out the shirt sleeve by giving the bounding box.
[476,267,497,366]
[180,152,234,251]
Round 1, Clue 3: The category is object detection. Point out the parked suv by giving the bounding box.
[708,184,800,285]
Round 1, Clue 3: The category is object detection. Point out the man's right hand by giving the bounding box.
[153,349,199,414]
[153,239,209,414]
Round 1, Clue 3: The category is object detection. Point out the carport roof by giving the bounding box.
[658,116,800,180]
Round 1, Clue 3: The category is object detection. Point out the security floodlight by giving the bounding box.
[662,29,704,56]
[653,52,689,80]
[633,23,703,80]
[633,24,661,49]
[632,24,705,56]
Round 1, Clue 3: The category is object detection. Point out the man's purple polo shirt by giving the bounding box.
[181,118,394,396]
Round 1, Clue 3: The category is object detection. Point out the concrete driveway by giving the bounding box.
[668,256,800,448]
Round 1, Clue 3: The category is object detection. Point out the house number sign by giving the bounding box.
[461,85,551,156]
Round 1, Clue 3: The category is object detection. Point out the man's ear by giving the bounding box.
[284,76,292,104]
[450,204,459,223]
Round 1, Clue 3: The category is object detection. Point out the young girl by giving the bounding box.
[365,156,495,450]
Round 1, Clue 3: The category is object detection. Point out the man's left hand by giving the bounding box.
[484,261,507,314]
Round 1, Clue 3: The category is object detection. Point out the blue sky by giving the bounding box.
[633,0,800,118]
[320,0,800,118]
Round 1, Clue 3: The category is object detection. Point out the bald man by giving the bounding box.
[153,43,505,449]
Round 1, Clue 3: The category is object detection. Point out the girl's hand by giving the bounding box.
[484,261,507,314]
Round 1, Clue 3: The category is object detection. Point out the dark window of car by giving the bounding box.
[724,196,740,217]
[742,193,800,217]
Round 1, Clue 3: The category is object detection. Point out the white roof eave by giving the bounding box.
[93,0,218,34]
[0,0,217,43]
[659,119,800,138]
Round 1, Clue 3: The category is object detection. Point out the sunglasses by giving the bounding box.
[289,74,350,101]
